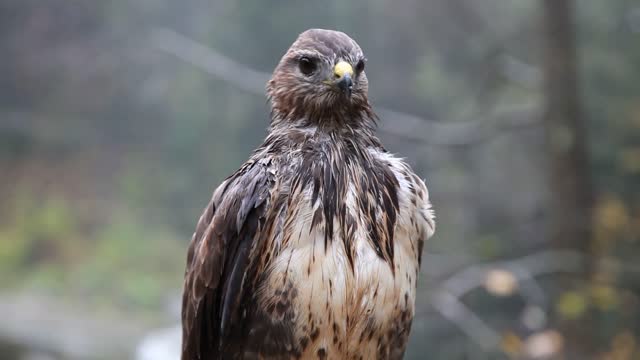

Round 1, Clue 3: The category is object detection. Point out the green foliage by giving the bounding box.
[0,194,79,285]
[0,190,184,313]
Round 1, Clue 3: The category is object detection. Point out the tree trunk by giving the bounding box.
[541,0,595,356]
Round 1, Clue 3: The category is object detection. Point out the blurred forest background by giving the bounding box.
[1,0,639,359]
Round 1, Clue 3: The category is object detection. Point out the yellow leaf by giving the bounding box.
[590,285,618,311]
[501,331,523,356]
[611,330,636,360]
[556,291,588,319]
[595,196,629,232]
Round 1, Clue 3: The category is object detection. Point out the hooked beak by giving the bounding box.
[337,73,353,96]
[333,61,354,96]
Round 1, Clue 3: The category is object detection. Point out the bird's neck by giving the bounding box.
[268,91,377,128]
[268,117,379,147]
[259,120,385,165]
[269,108,377,135]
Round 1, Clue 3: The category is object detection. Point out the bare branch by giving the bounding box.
[440,250,583,298]
[151,28,270,94]
[377,106,541,147]
[150,28,541,147]
[426,250,581,354]
[427,250,640,354]
[438,249,640,297]
[431,290,502,351]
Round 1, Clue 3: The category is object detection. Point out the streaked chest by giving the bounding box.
[255,155,423,359]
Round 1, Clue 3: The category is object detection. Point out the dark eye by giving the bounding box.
[298,56,317,76]
[355,59,366,74]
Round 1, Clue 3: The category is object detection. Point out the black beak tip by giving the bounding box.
[337,75,353,96]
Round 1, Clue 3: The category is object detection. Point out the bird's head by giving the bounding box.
[267,29,372,125]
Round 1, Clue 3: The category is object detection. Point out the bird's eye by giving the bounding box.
[298,56,317,76]
[355,59,366,74]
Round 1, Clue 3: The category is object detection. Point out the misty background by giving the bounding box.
[1,0,639,359]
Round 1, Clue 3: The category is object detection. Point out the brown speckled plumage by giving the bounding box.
[181,29,435,360]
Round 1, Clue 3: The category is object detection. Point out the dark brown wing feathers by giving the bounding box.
[182,159,275,359]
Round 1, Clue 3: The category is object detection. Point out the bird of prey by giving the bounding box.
[181,29,435,360]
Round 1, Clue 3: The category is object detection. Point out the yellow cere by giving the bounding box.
[334,61,353,78]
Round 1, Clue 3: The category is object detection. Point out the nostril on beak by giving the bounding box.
[337,74,353,95]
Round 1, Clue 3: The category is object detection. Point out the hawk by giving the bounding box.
[182,29,435,360]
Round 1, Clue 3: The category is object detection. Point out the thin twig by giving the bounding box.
[427,249,640,353]
[150,28,541,147]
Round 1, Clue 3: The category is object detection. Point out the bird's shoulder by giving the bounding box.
[368,148,436,239]
[182,153,279,359]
